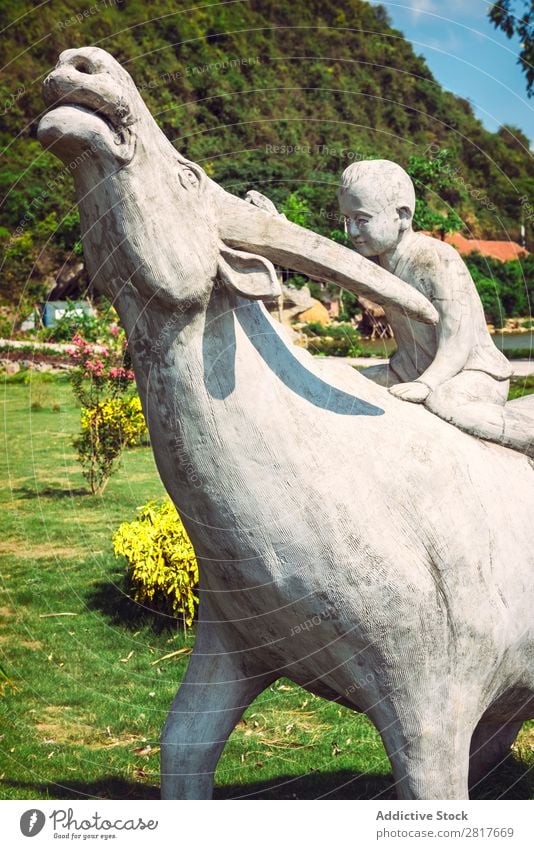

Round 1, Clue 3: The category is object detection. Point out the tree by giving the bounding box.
[279,192,312,226]
[407,149,464,239]
[489,1,534,97]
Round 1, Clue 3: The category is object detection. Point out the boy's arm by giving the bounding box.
[390,252,475,402]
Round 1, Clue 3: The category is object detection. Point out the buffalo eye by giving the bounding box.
[179,167,200,190]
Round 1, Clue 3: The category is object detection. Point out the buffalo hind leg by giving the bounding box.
[468,720,522,791]
[376,710,473,800]
[160,649,272,799]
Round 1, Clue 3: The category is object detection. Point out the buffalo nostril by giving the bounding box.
[72,58,92,74]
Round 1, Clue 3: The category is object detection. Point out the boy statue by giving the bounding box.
[337,159,533,456]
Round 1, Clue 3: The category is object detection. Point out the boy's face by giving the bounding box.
[338,183,406,258]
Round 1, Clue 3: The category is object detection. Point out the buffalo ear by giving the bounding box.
[217,243,282,300]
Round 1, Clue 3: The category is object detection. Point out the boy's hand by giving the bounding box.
[245,190,285,217]
[389,381,430,403]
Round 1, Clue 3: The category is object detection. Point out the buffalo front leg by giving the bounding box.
[160,648,272,799]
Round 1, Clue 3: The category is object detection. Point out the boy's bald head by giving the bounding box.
[338,160,416,215]
[337,159,415,258]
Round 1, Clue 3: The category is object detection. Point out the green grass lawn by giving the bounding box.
[508,375,534,400]
[0,372,532,800]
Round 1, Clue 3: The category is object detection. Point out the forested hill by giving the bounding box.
[1,0,532,311]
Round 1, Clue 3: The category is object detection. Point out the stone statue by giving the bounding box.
[338,159,534,457]
[38,47,534,800]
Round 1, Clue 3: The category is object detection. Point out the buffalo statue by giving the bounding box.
[38,47,534,800]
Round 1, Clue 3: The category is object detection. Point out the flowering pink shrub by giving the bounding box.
[68,333,146,494]
[109,366,135,381]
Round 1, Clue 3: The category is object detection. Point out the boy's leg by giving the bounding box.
[500,394,534,457]
[425,370,508,442]
[424,371,534,457]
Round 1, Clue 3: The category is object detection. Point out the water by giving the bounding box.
[492,332,533,354]
[359,332,533,358]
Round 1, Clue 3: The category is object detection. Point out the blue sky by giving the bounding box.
[370,0,533,140]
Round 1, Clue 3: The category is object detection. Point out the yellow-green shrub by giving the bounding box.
[77,396,148,494]
[112,498,199,627]
[81,396,148,448]
[124,396,149,445]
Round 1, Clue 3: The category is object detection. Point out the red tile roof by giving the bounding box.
[444,232,528,262]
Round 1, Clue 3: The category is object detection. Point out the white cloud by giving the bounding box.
[372,0,489,24]
[403,0,439,20]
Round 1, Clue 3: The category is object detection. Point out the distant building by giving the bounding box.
[41,300,95,328]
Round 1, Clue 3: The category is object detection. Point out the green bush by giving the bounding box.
[112,498,199,629]
[470,271,505,327]
[502,348,533,359]
[467,253,534,323]
[301,321,330,338]
[301,322,362,356]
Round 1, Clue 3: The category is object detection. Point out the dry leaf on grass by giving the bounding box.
[119,651,134,663]
[132,745,159,757]
[150,647,192,666]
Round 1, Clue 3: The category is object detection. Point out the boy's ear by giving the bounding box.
[398,205,412,231]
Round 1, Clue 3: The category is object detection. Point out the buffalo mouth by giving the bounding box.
[39,95,136,155]
[46,102,120,133]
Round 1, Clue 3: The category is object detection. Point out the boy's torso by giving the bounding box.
[383,233,511,383]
